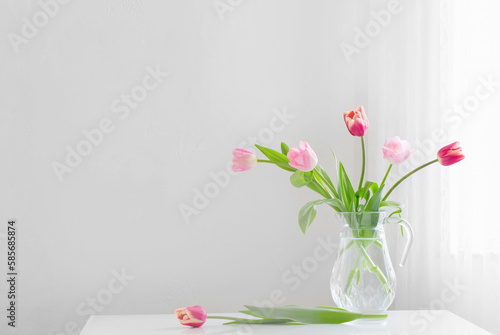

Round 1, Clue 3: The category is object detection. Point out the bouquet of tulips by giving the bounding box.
[232,106,465,233]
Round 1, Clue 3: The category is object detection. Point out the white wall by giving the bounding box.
[0,1,372,334]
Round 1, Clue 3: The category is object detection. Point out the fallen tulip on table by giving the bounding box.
[175,305,387,327]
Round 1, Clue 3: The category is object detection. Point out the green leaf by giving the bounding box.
[298,199,347,234]
[290,170,312,188]
[255,144,295,172]
[359,186,385,227]
[243,305,387,324]
[390,209,403,217]
[314,165,339,198]
[380,201,403,223]
[298,202,318,234]
[327,198,348,212]
[255,144,288,163]
[338,162,355,210]
[361,181,379,201]
[355,181,379,213]
[239,310,261,317]
[354,188,364,199]
[281,142,289,155]
[365,185,384,212]
[380,200,402,209]
[331,149,338,163]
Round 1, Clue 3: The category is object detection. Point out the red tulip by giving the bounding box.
[343,106,370,137]
[175,305,207,327]
[437,142,465,166]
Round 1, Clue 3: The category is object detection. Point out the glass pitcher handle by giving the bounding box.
[385,216,414,267]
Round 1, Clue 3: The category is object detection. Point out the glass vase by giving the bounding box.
[330,212,413,314]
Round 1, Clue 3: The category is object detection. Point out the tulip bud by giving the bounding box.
[382,136,413,164]
[287,141,318,172]
[343,106,370,137]
[437,142,465,166]
[232,148,257,172]
[175,305,207,327]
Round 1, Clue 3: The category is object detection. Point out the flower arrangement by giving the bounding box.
[173,107,466,323]
[231,106,465,233]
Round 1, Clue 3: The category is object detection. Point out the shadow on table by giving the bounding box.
[173,321,394,335]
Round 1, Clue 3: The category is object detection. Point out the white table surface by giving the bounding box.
[79,311,493,335]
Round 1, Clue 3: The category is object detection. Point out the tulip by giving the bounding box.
[437,142,465,166]
[232,148,257,172]
[382,141,465,201]
[344,106,370,188]
[175,305,207,327]
[287,141,318,172]
[382,136,413,164]
[174,305,387,326]
[343,106,370,137]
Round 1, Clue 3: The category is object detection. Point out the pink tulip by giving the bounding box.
[175,305,207,327]
[382,136,413,164]
[343,106,370,137]
[232,148,257,172]
[287,141,318,172]
[437,142,465,166]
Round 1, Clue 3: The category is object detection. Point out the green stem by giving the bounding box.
[341,229,391,295]
[206,316,243,321]
[339,237,382,257]
[342,240,391,295]
[358,137,366,191]
[355,241,390,293]
[382,159,439,201]
[344,256,360,293]
[338,240,355,257]
[380,164,392,186]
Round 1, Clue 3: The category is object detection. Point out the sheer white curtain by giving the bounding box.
[358,0,500,333]
[442,1,500,333]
